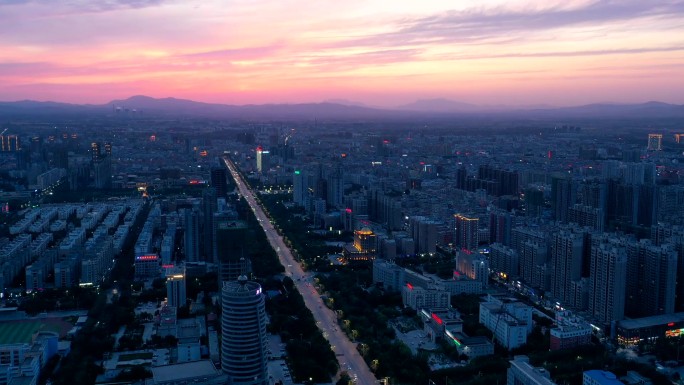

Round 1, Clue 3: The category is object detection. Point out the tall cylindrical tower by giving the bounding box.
[221,276,268,385]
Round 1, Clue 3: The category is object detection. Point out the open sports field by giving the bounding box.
[0,318,74,345]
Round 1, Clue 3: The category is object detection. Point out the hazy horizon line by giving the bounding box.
[0,94,682,110]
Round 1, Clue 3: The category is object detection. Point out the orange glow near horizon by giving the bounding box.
[0,0,683,107]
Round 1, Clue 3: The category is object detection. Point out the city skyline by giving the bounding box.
[1,0,684,106]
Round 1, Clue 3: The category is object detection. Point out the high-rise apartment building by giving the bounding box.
[184,209,200,263]
[368,189,403,231]
[93,156,112,189]
[456,250,489,288]
[221,277,268,385]
[523,187,545,218]
[647,133,662,151]
[588,241,627,324]
[214,217,248,283]
[456,165,519,196]
[519,240,548,289]
[551,173,575,222]
[321,162,344,209]
[90,142,101,162]
[166,267,187,309]
[210,167,228,198]
[1,135,20,152]
[624,239,677,317]
[454,213,479,251]
[409,216,438,255]
[489,210,513,246]
[568,204,604,232]
[255,146,269,173]
[489,243,519,279]
[103,141,112,156]
[550,229,584,306]
[292,169,307,206]
[202,188,218,260]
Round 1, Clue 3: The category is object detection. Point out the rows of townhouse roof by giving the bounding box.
[0,234,33,290]
[3,200,146,292]
[80,227,115,286]
[30,233,53,257]
[133,203,164,279]
[134,203,162,257]
[47,200,145,289]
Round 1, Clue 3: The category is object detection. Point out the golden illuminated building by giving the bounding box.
[341,228,377,263]
[354,228,376,253]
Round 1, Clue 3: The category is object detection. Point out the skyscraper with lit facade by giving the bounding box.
[221,277,268,385]
[255,146,269,173]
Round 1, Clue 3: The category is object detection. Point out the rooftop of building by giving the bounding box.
[455,334,492,346]
[551,323,592,333]
[150,360,220,383]
[583,370,625,385]
[176,319,200,342]
[618,312,684,330]
[222,277,262,294]
[510,356,557,385]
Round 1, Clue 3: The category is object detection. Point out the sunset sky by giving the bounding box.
[1,0,683,107]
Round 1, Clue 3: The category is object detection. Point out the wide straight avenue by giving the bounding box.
[222,157,378,385]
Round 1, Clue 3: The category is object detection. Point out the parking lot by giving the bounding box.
[267,334,293,384]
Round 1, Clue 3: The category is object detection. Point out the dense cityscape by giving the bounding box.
[0,103,681,385]
[1,1,684,385]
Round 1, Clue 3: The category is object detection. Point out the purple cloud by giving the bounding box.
[323,1,684,50]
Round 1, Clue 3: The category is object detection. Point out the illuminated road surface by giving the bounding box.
[223,157,377,385]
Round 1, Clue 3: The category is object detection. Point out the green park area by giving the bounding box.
[0,320,66,344]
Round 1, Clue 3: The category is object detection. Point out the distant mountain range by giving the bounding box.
[0,95,683,120]
[398,98,479,112]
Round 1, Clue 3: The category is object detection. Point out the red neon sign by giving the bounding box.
[668,322,675,327]
[406,283,413,290]
[432,313,443,325]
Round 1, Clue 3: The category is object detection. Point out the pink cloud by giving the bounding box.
[0,1,682,106]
